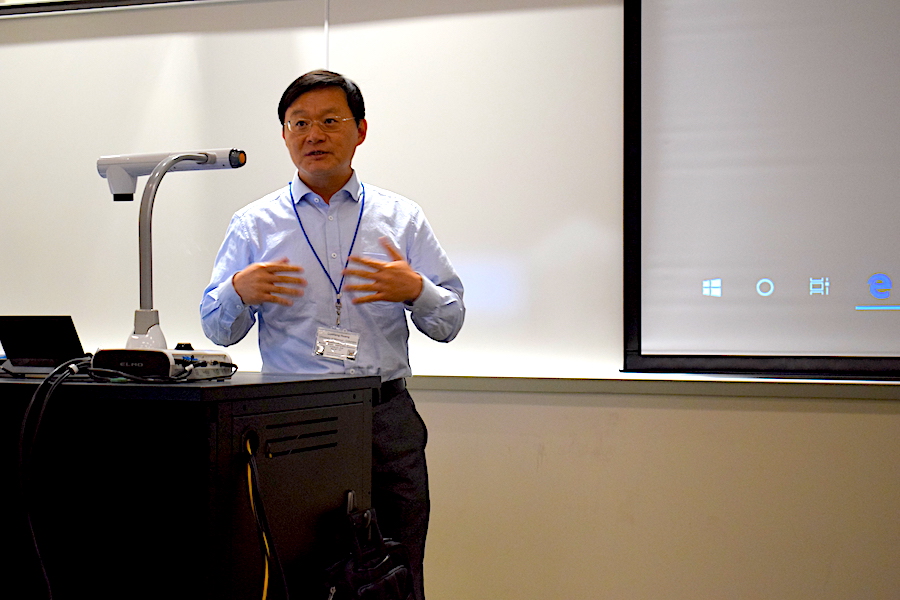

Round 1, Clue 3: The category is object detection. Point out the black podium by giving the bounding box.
[3,372,377,600]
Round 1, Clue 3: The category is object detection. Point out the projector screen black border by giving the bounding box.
[621,1,900,380]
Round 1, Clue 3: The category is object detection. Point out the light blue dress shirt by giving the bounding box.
[200,171,464,380]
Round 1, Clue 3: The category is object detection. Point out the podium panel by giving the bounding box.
[2,373,376,600]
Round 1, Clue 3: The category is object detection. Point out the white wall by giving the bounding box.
[414,379,900,600]
[0,0,622,377]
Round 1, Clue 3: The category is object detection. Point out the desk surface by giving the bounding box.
[0,371,381,402]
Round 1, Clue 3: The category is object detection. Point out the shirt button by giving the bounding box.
[349,369,356,374]
[328,215,334,221]
[331,252,338,259]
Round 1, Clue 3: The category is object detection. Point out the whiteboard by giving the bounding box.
[0,0,622,377]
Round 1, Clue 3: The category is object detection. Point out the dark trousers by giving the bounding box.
[371,388,429,600]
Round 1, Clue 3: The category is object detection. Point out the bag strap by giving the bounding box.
[343,491,388,566]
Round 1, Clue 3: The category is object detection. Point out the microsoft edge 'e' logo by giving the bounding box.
[868,273,892,300]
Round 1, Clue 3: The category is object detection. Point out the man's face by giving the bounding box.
[282,86,367,190]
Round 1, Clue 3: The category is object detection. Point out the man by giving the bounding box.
[200,70,464,600]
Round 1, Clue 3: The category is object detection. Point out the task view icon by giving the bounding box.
[809,277,830,296]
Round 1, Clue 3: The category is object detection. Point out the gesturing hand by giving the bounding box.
[232,258,307,306]
[343,237,423,304]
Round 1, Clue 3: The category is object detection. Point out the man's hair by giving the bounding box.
[277,70,366,125]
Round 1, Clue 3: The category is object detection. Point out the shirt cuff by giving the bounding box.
[407,274,443,312]
[219,276,251,320]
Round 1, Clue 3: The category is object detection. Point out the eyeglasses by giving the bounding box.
[284,116,356,135]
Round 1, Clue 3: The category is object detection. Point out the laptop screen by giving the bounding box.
[0,316,86,368]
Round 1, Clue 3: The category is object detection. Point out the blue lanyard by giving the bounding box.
[289,181,365,327]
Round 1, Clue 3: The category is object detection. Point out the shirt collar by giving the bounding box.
[290,171,362,205]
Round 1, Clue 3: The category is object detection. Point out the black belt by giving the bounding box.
[375,378,406,407]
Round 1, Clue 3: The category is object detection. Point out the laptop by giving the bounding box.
[0,316,88,375]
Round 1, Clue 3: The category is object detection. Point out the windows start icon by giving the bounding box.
[702,278,722,297]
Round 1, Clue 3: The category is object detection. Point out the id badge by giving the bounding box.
[314,327,360,361]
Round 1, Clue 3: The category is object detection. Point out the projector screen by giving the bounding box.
[625,0,900,377]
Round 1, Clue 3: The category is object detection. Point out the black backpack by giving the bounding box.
[324,495,414,600]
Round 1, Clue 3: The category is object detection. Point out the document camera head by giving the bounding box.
[97,148,247,201]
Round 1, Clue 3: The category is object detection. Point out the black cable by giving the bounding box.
[246,439,292,600]
[246,440,272,599]
[17,357,92,600]
[18,358,91,470]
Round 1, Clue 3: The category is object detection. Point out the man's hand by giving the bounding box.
[232,258,307,306]
[343,237,423,304]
